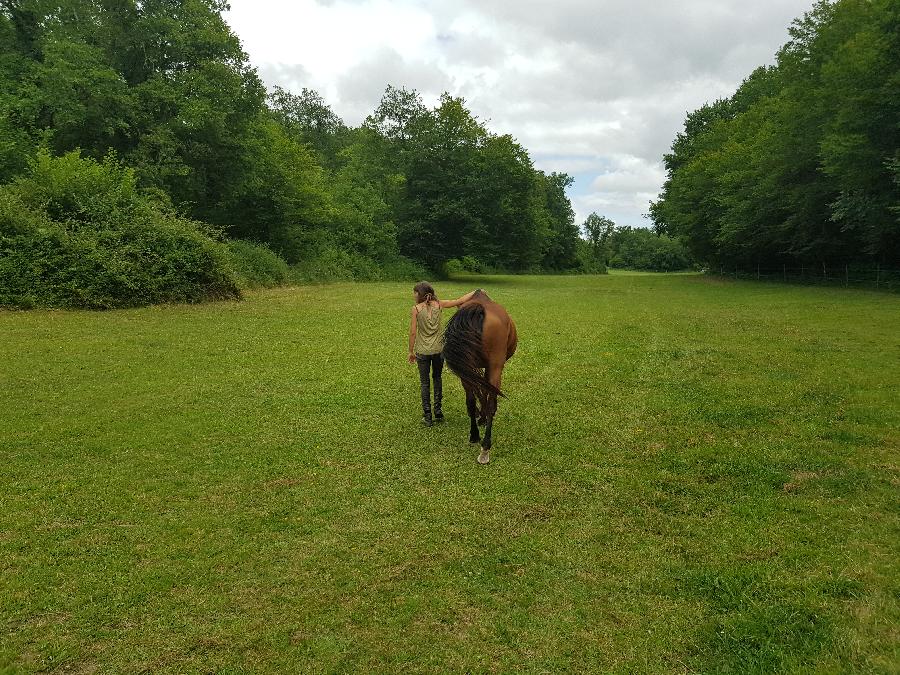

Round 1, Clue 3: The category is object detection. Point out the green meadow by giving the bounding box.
[1,273,898,673]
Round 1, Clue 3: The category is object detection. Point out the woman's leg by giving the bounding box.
[416,354,433,425]
[432,354,444,421]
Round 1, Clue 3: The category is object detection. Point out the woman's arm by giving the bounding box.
[440,289,480,309]
[408,306,418,363]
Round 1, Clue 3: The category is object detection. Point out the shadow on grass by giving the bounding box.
[445,273,523,286]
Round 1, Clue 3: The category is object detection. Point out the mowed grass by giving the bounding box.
[1,273,899,673]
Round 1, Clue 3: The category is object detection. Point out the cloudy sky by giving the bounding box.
[224,0,814,229]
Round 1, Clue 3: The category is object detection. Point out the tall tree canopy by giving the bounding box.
[651,0,900,267]
[1,0,265,223]
[1,0,586,282]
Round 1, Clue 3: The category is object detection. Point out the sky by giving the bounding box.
[224,0,815,229]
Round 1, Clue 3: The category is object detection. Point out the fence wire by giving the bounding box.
[713,264,900,291]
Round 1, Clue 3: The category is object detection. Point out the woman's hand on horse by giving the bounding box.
[441,289,480,309]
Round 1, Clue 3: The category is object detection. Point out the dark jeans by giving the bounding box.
[416,353,443,418]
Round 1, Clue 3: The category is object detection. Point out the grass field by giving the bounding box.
[2,272,899,673]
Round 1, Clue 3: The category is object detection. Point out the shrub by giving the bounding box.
[378,255,429,281]
[461,255,483,273]
[575,239,608,274]
[444,258,465,276]
[227,239,291,289]
[0,150,240,309]
[442,255,486,277]
[290,245,427,283]
[291,246,369,282]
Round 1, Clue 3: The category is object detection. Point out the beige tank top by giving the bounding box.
[414,302,443,355]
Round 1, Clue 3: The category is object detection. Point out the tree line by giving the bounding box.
[650,0,899,269]
[582,213,692,272]
[0,0,591,308]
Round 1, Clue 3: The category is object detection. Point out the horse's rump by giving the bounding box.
[443,304,504,401]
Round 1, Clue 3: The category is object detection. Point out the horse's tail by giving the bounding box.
[442,304,505,402]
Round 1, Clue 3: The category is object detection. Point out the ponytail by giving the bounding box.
[413,281,438,305]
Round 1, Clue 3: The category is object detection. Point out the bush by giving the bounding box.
[378,255,429,281]
[444,258,465,276]
[227,239,290,289]
[575,240,608,274]
[443,255,486,277]
[607,227,692,271]
[0,150,240,309]
[461,255,484,273]
[291,246,373,282]
[291,245,427,283]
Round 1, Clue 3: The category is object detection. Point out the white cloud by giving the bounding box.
[590,157,667,195]
[225,0,815,228]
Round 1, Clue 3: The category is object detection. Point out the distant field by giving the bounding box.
[2,273,898,672]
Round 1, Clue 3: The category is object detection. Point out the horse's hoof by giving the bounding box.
[477,449,490,464]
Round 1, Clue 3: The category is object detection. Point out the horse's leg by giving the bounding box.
[465,384,480,445]
[478,364,504,465]
[474,367,487,426]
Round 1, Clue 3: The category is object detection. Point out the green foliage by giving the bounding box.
[461,255,484,273]
[226,239,290,289]
[0,1,587,306]
[364,89,580,273]
[0,150,239,308]
[574,215,691,273]
[608,225,693,271]
[267,85,349,168]
[539,172,580,270]
[574,239,607,274]
[0,0,266,225]
[14,147,138,221]
[222,115,334,262]
[444,255,485,276]
[377,254,429,281]
[291,246,380,283]
[291,246,426,283]
[581,212,615,265]
[444,258,465,275]
[652,0,900,267]
[328,142,399,262]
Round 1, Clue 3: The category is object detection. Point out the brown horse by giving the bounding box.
[442,290,517,464]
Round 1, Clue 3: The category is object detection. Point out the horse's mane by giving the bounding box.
[443,304,505,402]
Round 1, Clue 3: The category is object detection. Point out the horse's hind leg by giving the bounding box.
[465,385,480,445]
[478,397,494,465]
[478,365,503,465]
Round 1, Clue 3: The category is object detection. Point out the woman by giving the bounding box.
[408,282,479,426]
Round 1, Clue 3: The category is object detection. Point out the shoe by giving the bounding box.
[434,411,444,422]
[422,415,433,427]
